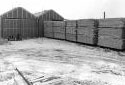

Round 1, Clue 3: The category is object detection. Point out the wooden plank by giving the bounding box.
[53,27,65,33]
[77,27,96,37]
[44,32,54,38]
[44,21,53,28]
[77,34,97,45]
[77,19,96,27]
[98,35,125,50]
[44,27,53,33]
[52,21,65,27]
[98,27,124,39]
[98,18,125,28]
[66,27,76,34]
[65,20,76,27]
[66,33,76,41]
[54,32,65,39]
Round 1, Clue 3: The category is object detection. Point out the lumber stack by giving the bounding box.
[98,18,125,50]
[44,21,54,38]
[65,20,77,41]
[77,19,98,45]
[52,21,65,39]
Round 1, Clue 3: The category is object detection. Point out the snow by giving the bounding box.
[0,38,125,85]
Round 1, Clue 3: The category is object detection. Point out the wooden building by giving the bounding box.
[0,7,38,40]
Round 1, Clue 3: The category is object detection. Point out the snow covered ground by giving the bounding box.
[0,38,125,85]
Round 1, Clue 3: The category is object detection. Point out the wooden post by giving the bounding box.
[104,12,105,19]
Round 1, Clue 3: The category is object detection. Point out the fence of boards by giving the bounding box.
[44,18,125,50]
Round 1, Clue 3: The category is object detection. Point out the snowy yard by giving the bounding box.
[0,38,125,85]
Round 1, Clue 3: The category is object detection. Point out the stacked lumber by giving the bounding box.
[98,18,125,50]
[44,21,54,38]
[53,21,65,39]
[77,19,98,45]
[65,20,77,41]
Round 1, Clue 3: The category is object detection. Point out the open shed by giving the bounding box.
[0,7,38,40]
[34,10,64,37]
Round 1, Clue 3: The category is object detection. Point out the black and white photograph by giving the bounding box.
[0,0,125,85]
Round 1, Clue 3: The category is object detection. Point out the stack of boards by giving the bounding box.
[44,21,54,38]
[77,19,98,45]
[44,18,125,50]
[53,21,65,39]
[98,18,125,50]
[65,20,77,41]
[44,21,65,39]
[44,19,98,45]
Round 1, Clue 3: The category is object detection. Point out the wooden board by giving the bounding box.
[44,32,54,38]
[65,20,76,27]
[53,27,65,33]
[54,32,65,39]
[77,27,97,37]
[98,18,125,28]
[77,34,97,45]
[98,27,125,39]
[44,27,53,33]
[98,35,125,50]
[52,21,65,27]
[66,33,76,41]
[44,21,53,28]
[77,19,96,27]
[66,27,76,34]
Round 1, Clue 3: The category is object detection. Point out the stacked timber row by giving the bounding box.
[53,21,65,39]
[98,18,125,50]
[34,10,64,37]
[77,19,98,45]
[65,20,77,41]
[0,7,38,40]
[44,21,65,39]
[44,21,54,38]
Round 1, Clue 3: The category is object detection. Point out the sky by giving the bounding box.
[0,0,125,19]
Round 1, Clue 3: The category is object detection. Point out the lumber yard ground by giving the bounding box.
[0,38,125,85]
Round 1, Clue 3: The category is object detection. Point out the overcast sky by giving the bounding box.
[0,0,125,19]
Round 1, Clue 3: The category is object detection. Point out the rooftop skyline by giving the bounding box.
[0,0,125,19]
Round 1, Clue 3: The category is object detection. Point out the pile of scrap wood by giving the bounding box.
[98,18,125,50]
[77,19,98,45]
[65,20,77,41]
